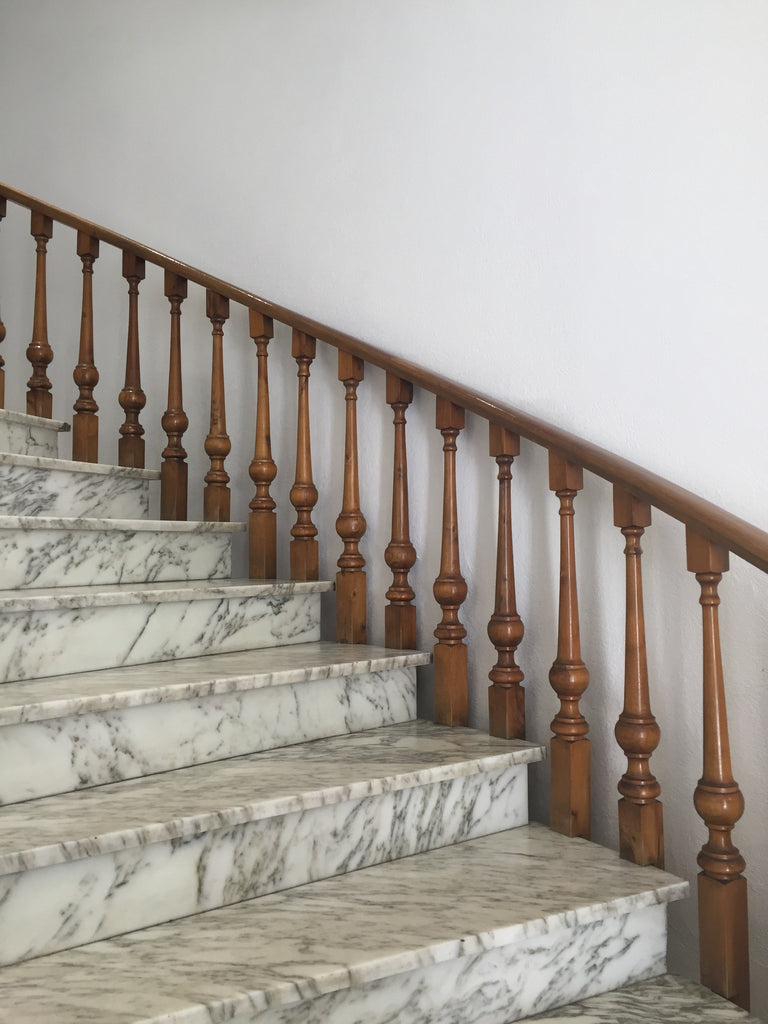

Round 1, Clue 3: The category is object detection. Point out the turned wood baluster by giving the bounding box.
[384,374,417,650]
[548,452,590,839]
[118,252,146,467]
[613,487,663,867]
[0,197,6,408]
[203,290,231,522]
[26,212,54,418]
[336,352,367,642]
[161,272,189,520]
[433,397,468,727]
[488,425,525,739]
[72,233,100,462]
[686,528,749,1010]
[248,310,277,578]
[290,330,319,580]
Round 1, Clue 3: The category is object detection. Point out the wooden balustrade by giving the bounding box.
[118,252,146,467]
[26,212,54,418]
[0,197,6,407]
[72,232,100,462]
[248,310,277,578]
[488,425,525,739]
[686,528,749,1010]
[203,290,231,523]
[161,272,189,520]
[384,374,417,650]
[433,397,468,727]
[548,452,590,839]
[290,329,318,580]
[336,352,367,643]
[613,487,663,867]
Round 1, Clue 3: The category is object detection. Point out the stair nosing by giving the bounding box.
[0,409,70,431]
[0,515,247,534]
[0,451,159,479]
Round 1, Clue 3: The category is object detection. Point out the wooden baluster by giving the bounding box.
[488,425,525,739]
[26,212,54,418]
[384,374,417,649]
[613,487,663,867]
[548,452,590,838]
[686,528,749,1010]
[0,197,6,408]
[433,397,468,726]
[72,233,100,462]
[118,252,146,467]
[248,310,276,578]
[203,290,231,522]
[289,329,318,580]
[161,272,189,520]
[336,352,367,643]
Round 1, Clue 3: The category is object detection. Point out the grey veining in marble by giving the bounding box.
[0,728,539,961]
[0,581,328,682]
[0,516,244,588]
[0,826,687,1024]
[0,408,68,458]
[0,452,157,518]
[525,973,764,1022]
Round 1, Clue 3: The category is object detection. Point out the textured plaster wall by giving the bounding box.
[0,1,766,1013]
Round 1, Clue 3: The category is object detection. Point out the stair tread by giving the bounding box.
[0,409,70,431]
[0,641,429,724]
[0,451,159,478]
[0,576,332,611]
[523,973,763,1022]
[0,824,687,1024]
[0,514,246,533]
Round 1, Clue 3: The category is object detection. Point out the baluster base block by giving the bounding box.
[433,642,468,727]
[291,538,319,581]
[204,487,231,524]
[385,604,417,651]
[118,436,145,470]
[336,570,367,644]
[250,511,277,579]
[72,413,99,464]
[488,683,525,740]
[550,736,591,839]
[161,461,188,522]
[618,798,664,868]
[27,391,52,420]
[698,872,750,1011]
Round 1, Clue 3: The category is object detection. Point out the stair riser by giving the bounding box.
[0,669,418,803]
[0,463,150,518]
[0,524,233,589]
[0,764,529,965]
[0,594,321,682]
[0,418,61,458]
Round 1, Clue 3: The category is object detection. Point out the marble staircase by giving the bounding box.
[0,408,756,1024]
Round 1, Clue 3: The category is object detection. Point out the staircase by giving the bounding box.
[0,412,760,1023]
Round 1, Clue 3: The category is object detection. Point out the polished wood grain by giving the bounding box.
[203,290,231,522]
[72,232,100,463]
[488,425,525,739]
[248,310,277,579]
[118,251,146,467]
[613,486,663,868]
[26,212,54,418]
[335,352,367,643]
[384,374,417,650]
[290,329,318,580]
[686,528,749,1010]
[548,452,590,839]
[161,272,189,521]
[433,397,468,727]
[0,197,6,407]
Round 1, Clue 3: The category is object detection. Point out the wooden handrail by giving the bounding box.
[2,181,767,571]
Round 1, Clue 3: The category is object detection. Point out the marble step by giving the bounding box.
[0,578,330,683]
[0,514,244,589]
[523,973,763,1023]
[0,642,428,802]
[0,408,69,458]
[0,452,158,518]
[0,721,544,964]
[0,824,688,1024]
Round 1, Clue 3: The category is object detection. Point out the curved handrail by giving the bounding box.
[2,180,766,571]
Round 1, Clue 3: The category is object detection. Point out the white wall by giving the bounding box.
[1,0,766,1013]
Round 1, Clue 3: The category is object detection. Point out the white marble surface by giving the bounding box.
[0,452,157,518]
[0,665,420,802]
[0,581,328,682]
[0,826,687,1024]
[0,408,68,458]
[0,727,540,962]
[0,516,243,588]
